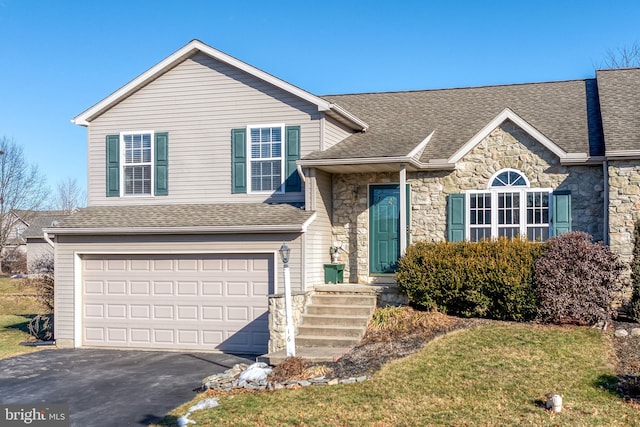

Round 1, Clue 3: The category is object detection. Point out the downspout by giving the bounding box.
[43,231,55,248]
[296,165,306,185]
[603,159,609,245]
[399,165,407,256]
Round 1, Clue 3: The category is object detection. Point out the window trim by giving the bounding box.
[120,130,155,197]
[465,168,552,241]
[246,124,285,194]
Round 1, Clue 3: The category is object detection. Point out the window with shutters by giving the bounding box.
[467,169,552,242]
[248,124,284,193]
[121,131,153,196]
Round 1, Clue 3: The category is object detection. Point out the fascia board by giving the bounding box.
[299,156,455,171]
[327,103,369,131]
[44,224,310,235]
[605,150,640,159]
[559,153,598,164]
[448,108,568,164]
[299,156,416,167]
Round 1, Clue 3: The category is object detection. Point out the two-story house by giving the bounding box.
[49,39,640,355]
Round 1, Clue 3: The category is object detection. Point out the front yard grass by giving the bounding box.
[157,324,638,426]
[0,277,48,359]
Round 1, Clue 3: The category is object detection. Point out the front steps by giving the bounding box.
[260,286,378,364]
[296,293,376,348]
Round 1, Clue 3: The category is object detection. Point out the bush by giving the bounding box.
[396,238,544,321]
[535,231,623,325]
[26,255,54,313]
[629,221,640,322]
[2,250,26,274]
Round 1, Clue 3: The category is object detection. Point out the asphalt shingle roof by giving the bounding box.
[596,68,640,152]
[51,203,313,231]
[23,212,70,238]
[307,79,604,162]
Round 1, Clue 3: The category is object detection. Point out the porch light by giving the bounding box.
[279,243,290,265]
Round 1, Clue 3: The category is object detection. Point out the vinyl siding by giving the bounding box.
[54,233,304,344]
[304,169,333,285]
[26,239,54,273]
[324,116,353,150]
[87,52,321,206]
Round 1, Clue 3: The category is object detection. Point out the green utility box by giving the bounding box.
[323,263,345,284]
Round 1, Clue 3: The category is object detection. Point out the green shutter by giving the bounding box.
[447,194,466,242]
[552,190,572,236]
[231,128,247,194]
[285,126,301,193]
[154,132,169,196]
[106,134,120,197]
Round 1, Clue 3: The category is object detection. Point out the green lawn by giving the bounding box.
[156,324,638,426]
[0,277,49,359]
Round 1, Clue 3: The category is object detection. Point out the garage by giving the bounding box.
[81,253,273,354]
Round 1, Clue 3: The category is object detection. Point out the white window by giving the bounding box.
[121,132,153,196]
[248,125,284,193]
[467,169,551,242]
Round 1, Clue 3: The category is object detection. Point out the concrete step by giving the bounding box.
[306,304,374,316]
[259,345,353,364]
[301,314,370,327]
[296,335,361,348]
[311,294,376,306]
[297,324,366,338]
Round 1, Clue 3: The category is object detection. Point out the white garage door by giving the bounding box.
[81,253,273,354]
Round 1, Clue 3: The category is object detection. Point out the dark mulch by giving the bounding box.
[309,312,640,406]
[318,314,497,379]
[611,319,640,402]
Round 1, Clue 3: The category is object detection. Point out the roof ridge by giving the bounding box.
[321,77,595,98]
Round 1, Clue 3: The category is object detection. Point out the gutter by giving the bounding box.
[298,156,456,171]
[559,155,605,165]
[43,215,317,236]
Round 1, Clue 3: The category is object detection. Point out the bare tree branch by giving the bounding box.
[0,136,49,267]
[601,41,640,68]
[54,177,86,213]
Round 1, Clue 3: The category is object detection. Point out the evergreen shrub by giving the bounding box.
[396,238,544,321]
[534,231,623,325]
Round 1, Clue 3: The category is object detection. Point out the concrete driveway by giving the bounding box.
[0,348,254,426]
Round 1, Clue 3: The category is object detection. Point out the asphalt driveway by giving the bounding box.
[0,348,254,426]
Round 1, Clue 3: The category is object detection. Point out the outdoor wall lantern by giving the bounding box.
[279,243,290,265]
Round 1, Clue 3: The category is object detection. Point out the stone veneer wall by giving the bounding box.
[267,291,309,353]
[608,161,640,268]
[332,121,605,284]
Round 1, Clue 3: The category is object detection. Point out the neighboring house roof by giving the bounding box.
[48,204,316,235]
[71,39,368,132]
[596,67,640,156]
[23,212,70,239]
[4,210,34,246]
[304,78,604,168]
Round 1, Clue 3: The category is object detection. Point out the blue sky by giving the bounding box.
[0,0,639,201]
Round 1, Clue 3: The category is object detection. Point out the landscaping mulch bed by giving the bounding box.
[302,310,640,405]
[313,312,498,379]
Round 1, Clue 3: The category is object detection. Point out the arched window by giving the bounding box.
[489,169,529,188]
[467,169,551,241]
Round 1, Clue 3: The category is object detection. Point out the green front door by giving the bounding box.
[370,185,400,274]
